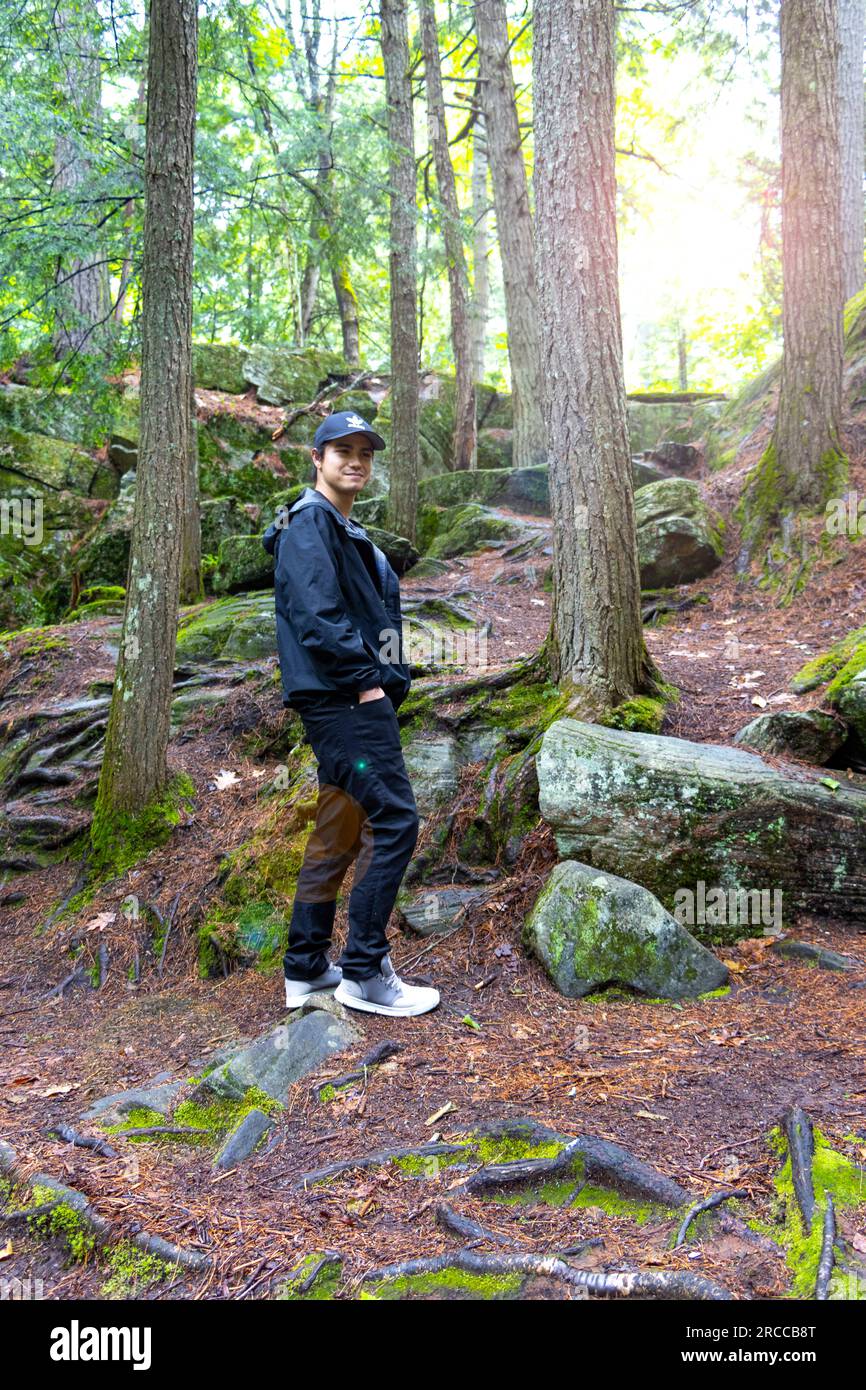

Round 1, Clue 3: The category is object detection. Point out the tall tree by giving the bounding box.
[533,0,649,710]
[90,0,198,876]
[743,0,847,550]
[51,0,111,360]
[284,6,360,363]
[839,0,865,302]
[420,0,477,471]
[470,111,491,385]
[475,0,545,468]
[381,0,420,545]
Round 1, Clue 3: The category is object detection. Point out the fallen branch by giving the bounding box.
[313,1040,403,1099]
[46,1124,118,1158]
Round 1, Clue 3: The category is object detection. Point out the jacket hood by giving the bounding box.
[261,486,362,557]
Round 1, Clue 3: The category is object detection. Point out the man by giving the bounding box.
[261,409,439,1018]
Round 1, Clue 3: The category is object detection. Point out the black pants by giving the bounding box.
[284,693,420,982]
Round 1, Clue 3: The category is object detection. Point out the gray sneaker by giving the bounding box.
[334,954,439,1017]
[284,962,342,1009]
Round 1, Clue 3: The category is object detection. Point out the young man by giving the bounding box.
[261,409,439,1018]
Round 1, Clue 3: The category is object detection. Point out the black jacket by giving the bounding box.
[261,486,412,713]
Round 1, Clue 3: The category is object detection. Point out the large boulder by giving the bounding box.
[423,503,536,560]
[522,859,728,998]
[242,344,351,407]
[536,719,866,934]
[635,477,724,587]
[0,425,117,499]
[419,466,550,515]
[212,535,274,595]
[175,592,276,662]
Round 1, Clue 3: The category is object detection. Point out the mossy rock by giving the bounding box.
[790,624,866,743]
[0,425,117,499]
[242,344,350,407]
[212,534,275,595]
[426,503,525,560]
[523,859,728,999]
[192,342,250,395]
[200,496,258,555]
[419,466,550,516]
[635,477,724,587]
[175,592,276,662]
[537,718,866,934]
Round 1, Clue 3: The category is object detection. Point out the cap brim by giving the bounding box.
[324,427,386,451]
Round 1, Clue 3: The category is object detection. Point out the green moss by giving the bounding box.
[171,1086,283,1145]
[88,771,196,886]
[791,624,866,693]
[277,1252,343,1301]
[99,1106,167,1140]
[756,1123,866,1298]
[28,1196,96,1262]
[100,1239,178,1299]
[365,1266,524,1300]
[600,695,666,734]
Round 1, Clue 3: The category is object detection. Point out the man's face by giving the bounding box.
[312,434,374,497]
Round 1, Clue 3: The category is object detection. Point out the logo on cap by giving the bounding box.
[345,414,367,429]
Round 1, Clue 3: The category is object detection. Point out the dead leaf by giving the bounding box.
[213,769,240,790]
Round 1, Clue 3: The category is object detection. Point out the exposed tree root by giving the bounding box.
[361,1248,732,1300]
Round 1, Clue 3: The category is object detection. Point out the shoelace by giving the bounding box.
[379,957,400,989]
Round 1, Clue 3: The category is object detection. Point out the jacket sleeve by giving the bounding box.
[276,507,382,693]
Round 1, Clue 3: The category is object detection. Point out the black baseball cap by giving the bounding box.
[313,409,386,452]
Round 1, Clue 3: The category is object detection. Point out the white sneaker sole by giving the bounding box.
[333,982,439,1018]
[285,980,340,1009]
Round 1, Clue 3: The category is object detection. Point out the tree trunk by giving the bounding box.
[774,0,847,509]
[475,0,546,468]
[839,0,865,303]
[331,261,361,366]
[381,0,420,545]
[91,0,198,865]
[533,0,648,711]
[420,0,477,471]
[470,111,490,384]
[51,0,111,359]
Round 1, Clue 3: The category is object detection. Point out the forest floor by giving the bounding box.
[2,413,866,1300]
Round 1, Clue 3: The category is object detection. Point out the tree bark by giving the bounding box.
[470,110,490,384]
[475,0,546,468]
[838,0,865,302]
[92,0,197,844]
[770,0,847,512]
[51,0,111,359]
[381,0,420,545]
[533,0,648,710]
[420,0,477,471]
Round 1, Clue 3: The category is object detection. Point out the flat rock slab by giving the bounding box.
[771,939,861,972]
[522,859,728,999]
[199,1009,361,1103]
[536,719,866,932]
